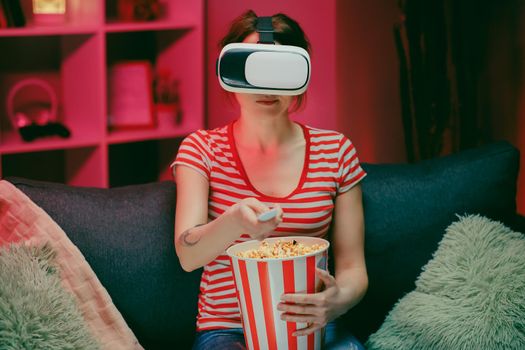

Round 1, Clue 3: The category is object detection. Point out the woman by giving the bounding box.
[173,10,368,350]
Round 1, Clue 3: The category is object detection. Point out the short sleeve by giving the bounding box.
[171,131,212,180]
[337,135,367,195]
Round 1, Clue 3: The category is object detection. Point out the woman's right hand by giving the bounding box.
[227,198,283,240]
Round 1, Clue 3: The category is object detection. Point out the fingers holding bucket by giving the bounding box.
[293,322,324,337]
[278,268,339,336]
[315,267,337,288]
[277,298,325,336]
[278,298,329,337]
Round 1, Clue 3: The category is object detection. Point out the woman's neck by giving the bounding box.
[234,112,298,154]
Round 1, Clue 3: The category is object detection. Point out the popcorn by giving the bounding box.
[236,239,327,259]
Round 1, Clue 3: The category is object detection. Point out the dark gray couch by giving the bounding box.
[7,141,524,349]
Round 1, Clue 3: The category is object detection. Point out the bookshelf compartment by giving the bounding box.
[0,34,104,150]
[105,0,201,26]
[1,145,106,186]
[0,35,61,71]
[65,146,107,187]
[106,28,203,141]
[61,34,105,142]
[64,0,103,26]
[106,30,160,64]
[108,138,181,186]
[2,148,67,183]
[27,0,102,27]
[0,0,102,31]
[109,140,160,187]
[156,137,181,182]
[154,28,203,134]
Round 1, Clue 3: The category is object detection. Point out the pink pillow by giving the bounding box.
[0,180,143,350]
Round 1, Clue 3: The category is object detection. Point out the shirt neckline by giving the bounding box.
[228,120,310,200]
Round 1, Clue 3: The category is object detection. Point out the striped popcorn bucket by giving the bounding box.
[226,236,329,350]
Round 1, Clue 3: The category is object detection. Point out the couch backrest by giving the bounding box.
[8,140,520,346]
[339,140,519,340]
[8,179,201,350]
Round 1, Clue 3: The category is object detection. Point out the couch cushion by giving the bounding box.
[365,214,525,349]
[338,141,519,341]
[7,178,201,350]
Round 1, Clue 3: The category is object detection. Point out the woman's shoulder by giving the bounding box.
[302,124,349,143]
[184,124,230,144]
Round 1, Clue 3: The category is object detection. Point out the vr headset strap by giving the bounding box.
[256,16,274,44]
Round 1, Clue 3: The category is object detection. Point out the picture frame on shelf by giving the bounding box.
[108,60,155,130]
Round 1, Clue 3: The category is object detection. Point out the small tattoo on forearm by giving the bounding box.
[179,224,204,247]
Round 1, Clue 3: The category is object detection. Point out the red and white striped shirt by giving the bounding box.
[173,121,366,331]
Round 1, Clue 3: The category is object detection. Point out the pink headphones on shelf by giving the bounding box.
[6,78,69,141]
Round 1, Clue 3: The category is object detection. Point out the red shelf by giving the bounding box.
[0,25,99,37]
[104,20,194,33]
[106,122,194,145]
[0,132,101,155]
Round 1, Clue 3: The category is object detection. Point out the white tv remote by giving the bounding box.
[257,208,279,222]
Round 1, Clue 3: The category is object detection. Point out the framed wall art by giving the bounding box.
[108,60,155,130]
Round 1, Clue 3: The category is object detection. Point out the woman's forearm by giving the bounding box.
[335,265,368,313]
[175,211,242,272]
[175,197,282,272]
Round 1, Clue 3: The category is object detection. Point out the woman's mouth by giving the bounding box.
[256,100,278,106]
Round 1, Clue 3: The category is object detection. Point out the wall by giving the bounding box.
[484,1,525,214]
[335,0,405,163]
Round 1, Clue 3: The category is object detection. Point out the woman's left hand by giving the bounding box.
[277,268,349,336]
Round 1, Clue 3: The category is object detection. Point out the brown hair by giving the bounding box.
[219,10,311,113]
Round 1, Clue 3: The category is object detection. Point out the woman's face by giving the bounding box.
[234,32,294,117]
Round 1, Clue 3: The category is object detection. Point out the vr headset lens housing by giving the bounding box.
[217,43,311,96]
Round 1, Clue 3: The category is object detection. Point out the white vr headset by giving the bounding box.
[216,17,311,96]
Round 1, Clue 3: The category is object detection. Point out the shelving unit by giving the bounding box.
[0,0,204,187]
